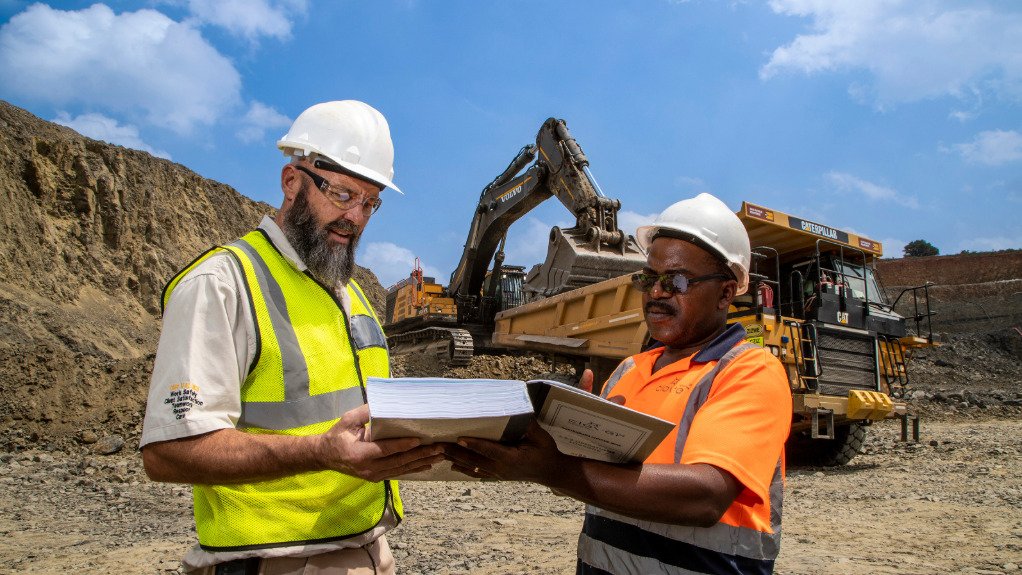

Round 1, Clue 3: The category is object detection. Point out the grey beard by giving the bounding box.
[282,183,358,287]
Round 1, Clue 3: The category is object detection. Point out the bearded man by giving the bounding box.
[141,101,442,575]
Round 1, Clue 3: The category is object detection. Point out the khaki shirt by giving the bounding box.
[140,216,394,571]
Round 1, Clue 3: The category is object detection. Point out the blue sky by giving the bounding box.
[1,1,1020,288]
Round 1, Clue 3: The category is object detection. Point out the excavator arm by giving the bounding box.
[447,118,644,307]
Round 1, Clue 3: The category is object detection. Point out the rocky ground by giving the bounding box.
[2,339,1021,575]
[1,415,1020,575]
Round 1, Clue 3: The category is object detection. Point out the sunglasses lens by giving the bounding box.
[670,274,688,294]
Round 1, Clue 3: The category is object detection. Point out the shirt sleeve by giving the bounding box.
[140,254,255,448]
[678,348,792,506]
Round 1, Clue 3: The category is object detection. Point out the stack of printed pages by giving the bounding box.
[366,377,674,480]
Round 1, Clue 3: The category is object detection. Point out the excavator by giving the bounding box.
[383,118,646,365]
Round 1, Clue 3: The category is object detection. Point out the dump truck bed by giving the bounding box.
[492,273,648,360]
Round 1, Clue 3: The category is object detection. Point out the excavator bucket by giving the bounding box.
[523,225,646,300]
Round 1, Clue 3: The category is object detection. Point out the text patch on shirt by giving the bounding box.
[164,383,205,420]
[654,377,696,395]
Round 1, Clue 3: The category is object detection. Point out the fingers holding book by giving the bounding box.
[444,421,569,485]
[316,404,445,482]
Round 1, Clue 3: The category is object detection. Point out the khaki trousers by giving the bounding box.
[195,536,395,575]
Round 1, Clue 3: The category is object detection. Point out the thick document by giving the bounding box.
[366,377,674,481]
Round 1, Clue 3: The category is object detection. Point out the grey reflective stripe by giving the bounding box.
[240,386,367,430]
[577,532,705,575]
[231,239,360,430]
[350,314,387,350]
[673,343,759,463]
[348,282,373,316]
[586,502,782,561]
[766,459,783,557]
[600,357,635,398]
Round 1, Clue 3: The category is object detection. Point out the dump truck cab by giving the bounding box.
[731,202,935,464]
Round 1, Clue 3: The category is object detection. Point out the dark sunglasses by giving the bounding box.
[630,272,731,295]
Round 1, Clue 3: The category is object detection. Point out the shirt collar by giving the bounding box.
[258,215,307,272]
[692,323,749,363]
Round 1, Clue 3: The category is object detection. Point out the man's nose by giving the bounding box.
[339,204,369,227]
[648,279,673,298]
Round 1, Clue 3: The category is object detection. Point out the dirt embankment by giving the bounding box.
[877,251,1022,334]
[0,101,1020,574]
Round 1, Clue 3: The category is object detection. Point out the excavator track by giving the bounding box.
[387,327,474,366]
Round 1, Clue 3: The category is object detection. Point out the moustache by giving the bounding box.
[325,220,360,236]
[645,302,676,315]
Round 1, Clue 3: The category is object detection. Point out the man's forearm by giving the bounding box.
[142,428,323,484]
[547,459,738,527]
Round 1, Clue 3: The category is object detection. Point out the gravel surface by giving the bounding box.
[2,414,1020,574]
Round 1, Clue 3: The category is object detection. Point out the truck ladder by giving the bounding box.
[878,335,909,399]
[785,321,820,392]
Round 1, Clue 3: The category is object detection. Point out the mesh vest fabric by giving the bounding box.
[162,229,401,551]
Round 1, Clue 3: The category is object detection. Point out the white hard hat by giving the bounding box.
[636,193,751,295]
[277,100,401,193]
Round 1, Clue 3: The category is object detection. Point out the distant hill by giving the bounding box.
[0,100,385,444]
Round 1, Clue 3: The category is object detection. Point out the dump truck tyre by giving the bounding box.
[786,422,867,467]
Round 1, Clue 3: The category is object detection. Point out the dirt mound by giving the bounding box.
[0,100,382,447]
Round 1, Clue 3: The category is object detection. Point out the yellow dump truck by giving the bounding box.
[493,201,936,465]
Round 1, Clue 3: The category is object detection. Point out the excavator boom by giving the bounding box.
[384,117,645,365]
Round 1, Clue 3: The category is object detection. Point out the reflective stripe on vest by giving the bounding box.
[583,343,782,574]
[163,229,399,550]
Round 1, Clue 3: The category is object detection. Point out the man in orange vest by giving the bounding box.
[447,193,792,574]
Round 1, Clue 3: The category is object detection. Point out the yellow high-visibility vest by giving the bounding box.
[163,229,401,550]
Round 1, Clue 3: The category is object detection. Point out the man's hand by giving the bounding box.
[143,404,443,485]
[443,421,573,485]
[579,368,625,405]
[317,404,444,482]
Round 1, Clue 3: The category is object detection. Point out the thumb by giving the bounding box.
[579,369,595,394]
[340,403,371,428]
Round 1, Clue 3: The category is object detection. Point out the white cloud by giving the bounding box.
[237,101,292,144]
[761,1,1022,106]
[617,209,658,238]
[825,172,919,209]
[673,176,707,191]
[956,235,1022,252]
[956,130,1022,166]
[359,241,443,289]
[504,216,572,270]
[879,237,907,259]
[53,112,171,159]
[185,0,307,41]
[0,4,241,134]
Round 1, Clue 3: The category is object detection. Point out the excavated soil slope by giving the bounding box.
[0,101,1020,573]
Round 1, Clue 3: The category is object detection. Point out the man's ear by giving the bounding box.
[281,164,301,201]
[718,280,738,311]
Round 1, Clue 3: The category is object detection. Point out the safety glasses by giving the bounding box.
[293,165,383,216]
[630,271,731,295]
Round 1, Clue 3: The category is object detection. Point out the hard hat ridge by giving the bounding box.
[277,100,402,193]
